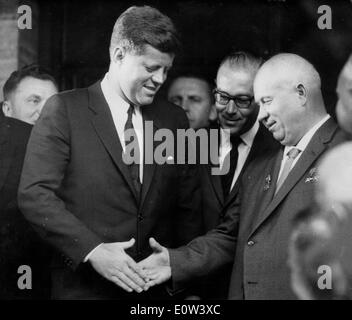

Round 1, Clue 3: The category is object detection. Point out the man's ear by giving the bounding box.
[296,83,307,106]
[208,104,217,121]
[111,46,126,63]
[2,100,12,117]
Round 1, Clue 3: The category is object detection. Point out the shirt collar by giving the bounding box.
[101,72,140,113]
[284,114,330,156]
[220,120,259,148]
[240,120,259,147]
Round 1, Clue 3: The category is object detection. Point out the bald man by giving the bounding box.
[336,54,352,135]
[138,53,347,300]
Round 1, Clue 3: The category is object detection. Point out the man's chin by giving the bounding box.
[137,96,155,106]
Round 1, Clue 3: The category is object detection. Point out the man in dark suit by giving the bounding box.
[18,6,201,300]
[139,53,347,300]
[0,65,58,299]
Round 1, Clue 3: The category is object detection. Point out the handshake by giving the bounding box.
[88,237,171,293]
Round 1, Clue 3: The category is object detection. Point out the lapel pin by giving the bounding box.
[305,167,319,183]
[264,174,271,191]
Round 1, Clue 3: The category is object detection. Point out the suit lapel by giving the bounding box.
[207,166,224,206]
[224,124,276,208]
[250,118,338,236]
[0,117,12,192]
[88,82,139,202]
[206,126,224,206]
[139,104,161,209]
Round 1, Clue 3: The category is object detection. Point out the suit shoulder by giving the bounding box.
[152,96,188,125]
[155,98,186,118]
[1,117,32,147]
[55,87,89,104]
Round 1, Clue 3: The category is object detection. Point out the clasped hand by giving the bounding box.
[88,238,171,293]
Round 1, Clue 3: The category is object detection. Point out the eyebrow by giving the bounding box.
[26,94,41,100]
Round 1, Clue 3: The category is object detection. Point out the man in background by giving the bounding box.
[0,65,58,299]
[167,75,216,129]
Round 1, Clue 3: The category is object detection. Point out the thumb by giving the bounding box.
[149,237,163,253]
[120,238,135,250]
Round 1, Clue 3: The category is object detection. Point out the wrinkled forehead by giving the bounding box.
[11,76,57,98]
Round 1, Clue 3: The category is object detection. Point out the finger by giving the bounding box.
[117,271,144,293]
[144,280,157,291]
[129,260,149,279]
[123,264,147,288]
[149,237,163,253]
[111,275,133,293]
[120,238,135,250]
[145,271,159,280]
[137,257,150,270]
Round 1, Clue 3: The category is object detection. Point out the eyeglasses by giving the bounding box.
[213,89,254,109]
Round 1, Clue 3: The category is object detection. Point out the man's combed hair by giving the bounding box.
[109,6,181,57]
[220,50,264,73]
[3,64,58,100]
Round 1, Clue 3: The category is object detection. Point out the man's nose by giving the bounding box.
[181,99,190,112]
[226,100,238,114]
[152,69,166,85]
[258,106,269,122]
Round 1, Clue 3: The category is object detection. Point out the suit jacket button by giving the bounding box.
[247,240,255,246]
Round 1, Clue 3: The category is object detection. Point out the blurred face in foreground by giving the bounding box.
[336,56,352,134]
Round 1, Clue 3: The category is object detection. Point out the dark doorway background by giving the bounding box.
[36,0,352,115]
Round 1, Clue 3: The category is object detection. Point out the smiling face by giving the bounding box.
[168,77,213,129]
[113,44,174,106]
[215,63,259,136]
[255,76,306,146]
[2,76,58,124]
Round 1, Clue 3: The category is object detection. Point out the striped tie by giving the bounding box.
[124,104,141,197]
[275,147,301,194]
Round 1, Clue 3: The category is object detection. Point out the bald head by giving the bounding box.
[255,53,321,93]
[316,142,352,213]
[255,53,327,146]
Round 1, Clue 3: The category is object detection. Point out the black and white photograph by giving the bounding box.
[0,0,352,311]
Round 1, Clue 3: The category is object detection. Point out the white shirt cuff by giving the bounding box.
[83,243,103,262]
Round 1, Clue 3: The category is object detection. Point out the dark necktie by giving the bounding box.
[124,104,141,197]
[221,136,241,197]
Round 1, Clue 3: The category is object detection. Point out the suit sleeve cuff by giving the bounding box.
[83,243,104,262]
